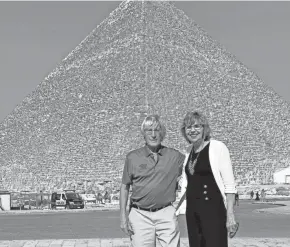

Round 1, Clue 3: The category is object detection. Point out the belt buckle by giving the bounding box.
[152,205,165,212]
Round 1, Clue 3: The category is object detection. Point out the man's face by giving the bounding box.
[144,124,162,148]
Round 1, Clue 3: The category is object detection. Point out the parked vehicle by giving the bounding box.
[51,192,66,209]
[80,194,97,204]
[10,192,22,209]
[51,191,84,209]
[65,191,84,209]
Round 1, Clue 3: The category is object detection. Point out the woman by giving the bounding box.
[176,111,238,247]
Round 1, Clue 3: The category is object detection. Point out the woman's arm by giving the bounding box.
[226,193,239,238]
[218,141,239,236]
[175,192,186,212]
[219,142,237,194]
[226,193,235,212]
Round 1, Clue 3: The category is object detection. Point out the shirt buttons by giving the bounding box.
[205,197,209,200]
[204,185,207,188]
[203,191,207,194]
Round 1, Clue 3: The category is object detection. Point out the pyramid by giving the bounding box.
[0,0,290,192]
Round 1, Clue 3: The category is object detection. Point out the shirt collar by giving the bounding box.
[144,145,166,157]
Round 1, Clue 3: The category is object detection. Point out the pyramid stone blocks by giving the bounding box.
[0,1,289,191]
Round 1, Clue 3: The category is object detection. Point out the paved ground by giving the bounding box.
[0,238,290,247]
[254,200,290,214]
[1,201,290,239]
[1,200,290,246]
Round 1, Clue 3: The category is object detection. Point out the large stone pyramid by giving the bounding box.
[1,0,290,192]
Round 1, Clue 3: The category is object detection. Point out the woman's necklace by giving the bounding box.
[188,151,200,175]
[188,140,208,175]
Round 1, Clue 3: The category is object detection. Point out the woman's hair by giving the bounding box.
[141,114,166,141]
[181,111,212,143]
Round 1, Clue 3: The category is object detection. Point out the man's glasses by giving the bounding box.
[144,129,161,135]
[185,124,203,131]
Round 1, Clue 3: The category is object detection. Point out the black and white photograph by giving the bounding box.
[0,1,290,246]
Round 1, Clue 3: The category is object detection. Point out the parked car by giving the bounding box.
[65,191,84,209]
[51,192,66,209]
[80,194,97,204]
[10,192,22,209]
[51,191,84,209]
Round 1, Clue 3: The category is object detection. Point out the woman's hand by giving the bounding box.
[225,193,239,238]
[226,212,239,238]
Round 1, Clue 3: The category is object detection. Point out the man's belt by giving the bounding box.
[131,202,172,212]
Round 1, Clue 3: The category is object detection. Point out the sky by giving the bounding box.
[0,1,289,123]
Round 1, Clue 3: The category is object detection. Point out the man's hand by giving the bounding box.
[120,214,134,237]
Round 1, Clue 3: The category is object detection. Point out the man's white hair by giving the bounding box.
[141,114,166,141]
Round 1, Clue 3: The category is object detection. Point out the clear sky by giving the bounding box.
[0,1,289,123]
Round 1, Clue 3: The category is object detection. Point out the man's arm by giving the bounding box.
[120,183,130,214]
[119,183,133,236]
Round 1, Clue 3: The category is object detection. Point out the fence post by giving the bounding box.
[0,196,4,211]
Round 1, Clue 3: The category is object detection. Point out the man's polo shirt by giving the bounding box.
[122,145,185,209]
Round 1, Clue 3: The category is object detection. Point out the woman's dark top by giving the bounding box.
[185,142,223,206]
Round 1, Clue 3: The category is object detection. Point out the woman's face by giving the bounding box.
[185,121,204,144]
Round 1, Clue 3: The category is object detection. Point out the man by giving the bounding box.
[120,115,185,247]
[0,196,3,211]
[250,190,254,200]
[261,189,266,202]
[40,190,43,209]
[235,192,239,206]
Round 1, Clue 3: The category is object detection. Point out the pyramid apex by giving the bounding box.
[1,0,290,192]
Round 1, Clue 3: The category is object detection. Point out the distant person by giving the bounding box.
[104,191,111,203]
[119,115,185,247]
[176,111,239,247]
[40,190,43,209]
[255,191,260,201]
[250,190,254,200]
[261,189,266,202]
[235,192,239,206]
